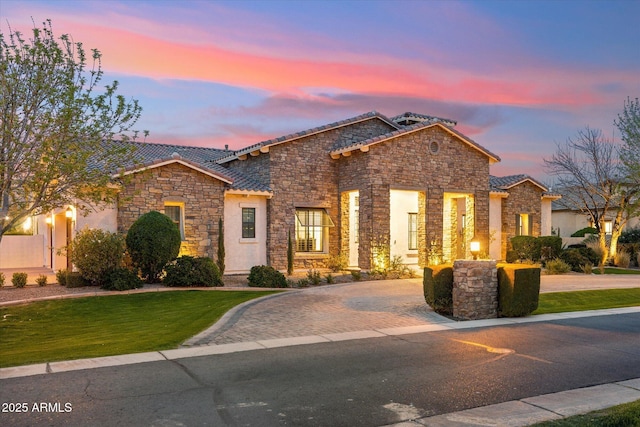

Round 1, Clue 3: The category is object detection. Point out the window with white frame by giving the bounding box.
[295,208,334,253]
[164,204,185,240]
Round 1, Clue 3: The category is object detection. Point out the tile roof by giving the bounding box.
[391,112,457,127]
[490,175,561,199]
[330,121,501,163]
[105,140,271,194]
[216,111,400,164]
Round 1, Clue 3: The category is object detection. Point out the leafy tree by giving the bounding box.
[126,211,181,283]
[616,97,640,185]
[0,19,144,243]
[544,126,640,265]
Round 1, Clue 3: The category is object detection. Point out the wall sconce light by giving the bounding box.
[45,216,52,225]
[470,236,480,260]
[65,207,73,219]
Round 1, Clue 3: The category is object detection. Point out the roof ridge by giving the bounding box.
[216,111,399,164]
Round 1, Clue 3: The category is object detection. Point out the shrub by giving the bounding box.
[65,272,90,288]
[287,230,294,275]
[0,272,4,287]
[619,227,640,244]
[423,265,453,315]
[510,236,539,262]
[325,273,334,284]
[571,227,598,237]
[560,248,599,271]
[36,275,48,287]
[55,269,68,286]
[103,268,144,291]
[69,228,126,286]
[216,218,225,276]
[326,253,347,272]
[545,258,571,275]
[307,269,321,286]
[126,211,181,283]
[351,270,362,281]
[247,265,287,288]
[164,256,222,287]
[614,251,631,268]
[581,263,594,274]
[12,272,28,288]
[497,264,540,317]
[296,278,310,287]
[537,236,563,261]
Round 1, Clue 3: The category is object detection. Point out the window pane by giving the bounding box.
[295,208,328,252]
[165,205,184,240]
[242,208,255,238]
[408,213,417,250]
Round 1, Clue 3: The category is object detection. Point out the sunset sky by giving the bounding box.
[2,0,639,182]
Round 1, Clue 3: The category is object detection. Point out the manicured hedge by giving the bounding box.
[508,235,563,263]
[497,263,540,317]
[423,265,453,315]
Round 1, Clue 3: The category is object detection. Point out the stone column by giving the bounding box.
[452,260,498,320]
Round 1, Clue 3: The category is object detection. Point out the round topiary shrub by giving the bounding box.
[247,265,288,288]
[70,228,126,286]
[164,256,222,287]
[126,211,181,283]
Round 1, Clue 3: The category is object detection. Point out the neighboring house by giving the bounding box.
[0,111,559,273]
[552,201,640,243]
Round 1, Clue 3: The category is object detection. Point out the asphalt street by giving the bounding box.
[1,312,639,426]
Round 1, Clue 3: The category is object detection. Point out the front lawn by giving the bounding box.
[0,290,279,368]
[531,398,640,426]
[535,288,640,314]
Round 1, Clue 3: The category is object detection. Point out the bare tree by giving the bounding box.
[0,20,143,243]
[544,127,639,266]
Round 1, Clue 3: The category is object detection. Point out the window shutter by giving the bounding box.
[515,214,521,235]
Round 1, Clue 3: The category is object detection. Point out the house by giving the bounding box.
[0,111,559,273]
[552,201,640,245]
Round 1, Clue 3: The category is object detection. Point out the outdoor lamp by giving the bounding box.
[470,237,480,260]
[65,207,73,218]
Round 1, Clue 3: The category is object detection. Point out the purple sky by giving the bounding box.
[2,0,639,182]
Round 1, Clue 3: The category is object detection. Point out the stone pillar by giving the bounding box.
[452,260,498,320]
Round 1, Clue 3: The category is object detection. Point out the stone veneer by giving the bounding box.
[117,162,226,258]
[338,126,491,269]
[501,181,544,259]
[227,117,396,270]
[452,260,498,320]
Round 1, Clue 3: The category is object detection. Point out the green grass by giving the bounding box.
[535,288,640,314]
[593,267,640,275]
[0,290,279,368]
[531,398,640,426]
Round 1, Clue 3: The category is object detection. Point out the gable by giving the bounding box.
[329,122,501,164]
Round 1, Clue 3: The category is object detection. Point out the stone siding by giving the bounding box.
[452,260,498,320]
[229,117,396,270]
[117,162,225,258]
[338,126,491,268]
[501,181,544,259]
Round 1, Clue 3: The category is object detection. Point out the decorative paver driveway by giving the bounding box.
[188,279,449,346]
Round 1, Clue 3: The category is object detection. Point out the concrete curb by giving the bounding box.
[390,378,640,426]
[3,306,639,380]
